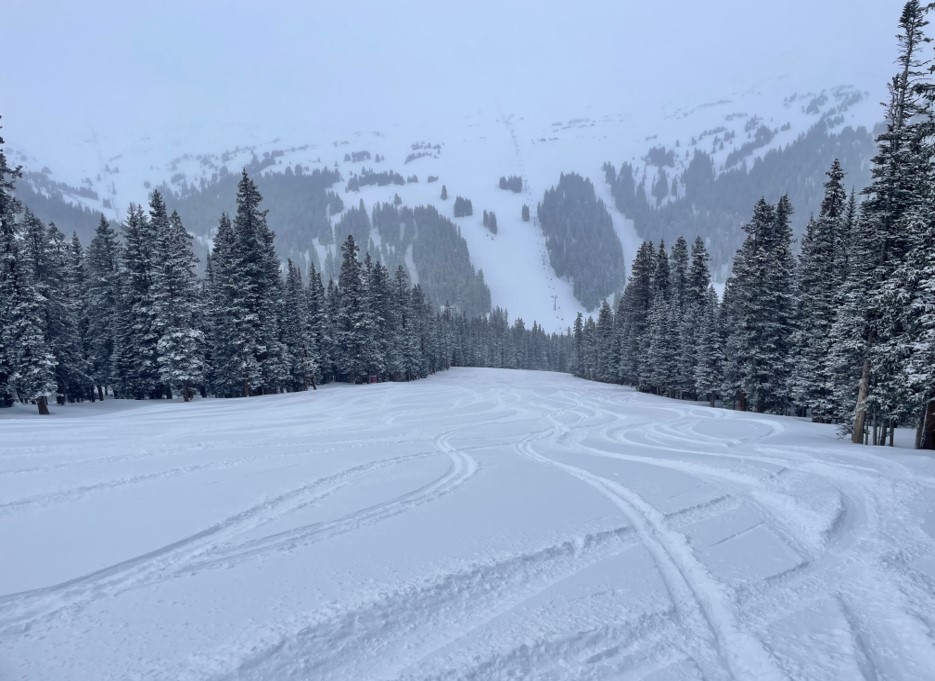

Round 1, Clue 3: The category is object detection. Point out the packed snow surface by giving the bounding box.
[2,368,935,680]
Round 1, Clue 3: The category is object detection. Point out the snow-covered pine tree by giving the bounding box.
[730,197,796,413]
[335,235,369,383]
[0,123,19,408]
[383,265,407,380]
[871,207,935,446]
[0,134,57,413]
[206,214,242,397]
[65,232,92,400]
[19,212,86,402]
[361,254,386,380]
[153,208,204,401]
[113,203,160,399]
[5,248,57,413]
[617,241,654,386]
[790,160,849,421]
[721,241,751,411]
[85,216,120,401]
[640,241,671,393]
[595,299,616,382]
[571,312,584,378]
[675,237,712,399]
[231,171,284,396]
[830,1,932,444]
[306,262,329,384]
[281,260,316,391]
[693,286,723,406]
[368,257,397,380]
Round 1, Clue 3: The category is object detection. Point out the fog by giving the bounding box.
[3,0,901,158]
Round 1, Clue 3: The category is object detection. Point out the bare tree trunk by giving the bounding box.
[310,374,317,391]
[888,423,895,447]
[736,392,747,412]
[183,385,191,403]
[97,385,105,402]
[242,378,250,398]
[852,355,871,444]
[37,395,50,415]
[920,399,935,450]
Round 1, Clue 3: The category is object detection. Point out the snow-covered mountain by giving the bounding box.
[9,81,882,331]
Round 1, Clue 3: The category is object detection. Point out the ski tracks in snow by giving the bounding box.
[4,370,935,681]
[0,443,477,636]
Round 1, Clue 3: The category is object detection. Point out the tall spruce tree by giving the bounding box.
[231,171,284,396]
[85,216,120,400]
[790,160,849,421]
[206,214,241,397]
[153,208,204,400]
[281,261,316,391]
[729,197,796,413]
[617,241,654,385]
[831,1,932,443]
[114,204,160,399]
[0,133,56,413]
[335,235,369,382]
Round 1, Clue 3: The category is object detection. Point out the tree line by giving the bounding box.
[0,142,570,413]
[571,2,935,449]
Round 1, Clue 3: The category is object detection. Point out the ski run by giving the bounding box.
[2,368,934,680]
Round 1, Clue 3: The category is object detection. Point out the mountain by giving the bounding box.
[9,81,881,331]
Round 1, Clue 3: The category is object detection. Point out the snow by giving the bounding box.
[2,368,935,680]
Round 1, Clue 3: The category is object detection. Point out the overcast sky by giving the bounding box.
[2,0,905,154]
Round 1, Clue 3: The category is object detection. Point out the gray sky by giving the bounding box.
[2,0,904,153]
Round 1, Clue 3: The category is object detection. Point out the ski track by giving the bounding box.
[0,450,455,635]
[3,369,935,681]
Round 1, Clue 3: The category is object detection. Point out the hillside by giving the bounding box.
[9,83,880,330]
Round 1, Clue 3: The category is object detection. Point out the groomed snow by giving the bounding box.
[2,368,935,680]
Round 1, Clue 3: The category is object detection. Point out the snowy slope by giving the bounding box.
[9,82,882,330]
[2,368,934,680]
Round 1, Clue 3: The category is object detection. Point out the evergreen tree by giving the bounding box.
[790,160,849,420]
[206,214,241,397]
[281,261,316,391]
[114,203,160,399]
[64,233,92,400]
[693,287,723,406]
[85,216,120,400]
[595,300,616,382]
[0,131,56,413]
[153,208,204,400]
[231,171,284,396]
[334,235,369,382]
[831,1,932,443]
[617,241,654,385]
[0,122,19,408]
[306,261,328,385]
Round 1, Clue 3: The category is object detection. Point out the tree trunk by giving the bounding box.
[242,378,250,398]
[183,385,191,403]
[311,374,317,391]
[736,392,747,412]
[851,355,871,444]
[888,423,895,447]
[37,395,50,415]
[920,399,935,450]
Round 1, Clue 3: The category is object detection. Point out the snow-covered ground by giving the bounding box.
[2,368,934,680]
